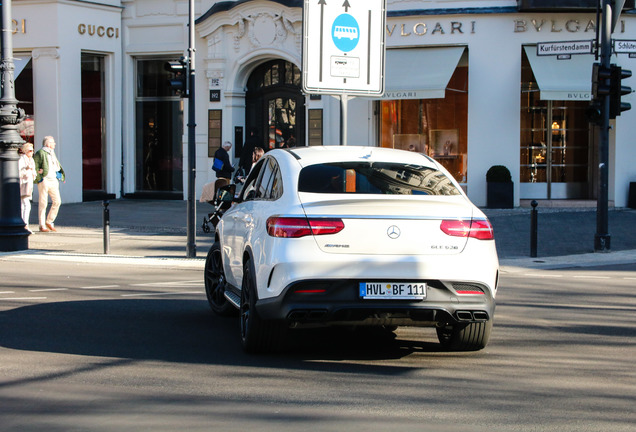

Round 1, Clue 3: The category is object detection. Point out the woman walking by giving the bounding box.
[18,143,37,233]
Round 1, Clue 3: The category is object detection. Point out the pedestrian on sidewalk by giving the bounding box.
[239,127,260,174]
[18,142,36,233]
[213,141,234,181]
[33,136,65,232]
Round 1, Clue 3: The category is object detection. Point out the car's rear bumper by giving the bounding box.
[256,278,496,328]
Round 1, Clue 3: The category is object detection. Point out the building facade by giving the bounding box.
[11,0,636,207]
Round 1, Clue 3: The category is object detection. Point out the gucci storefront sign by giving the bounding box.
[78,24,119,39]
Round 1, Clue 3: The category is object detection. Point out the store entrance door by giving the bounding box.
[81,53,106,200]
[520,49,595,200]
[245,60,304,151]
[520,99,593,200]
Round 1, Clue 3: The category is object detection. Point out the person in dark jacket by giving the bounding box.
[213,141,234,180]
[239,127,260,174]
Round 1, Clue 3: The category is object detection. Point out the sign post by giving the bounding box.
[302,0,386,145]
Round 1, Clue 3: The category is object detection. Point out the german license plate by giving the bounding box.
[359,282,427,300]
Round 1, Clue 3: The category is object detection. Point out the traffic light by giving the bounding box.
[589,63,611,125]
[164,57,189,97]
[585,100,603,126]
[591,62,612,99]
[609,65,631,118]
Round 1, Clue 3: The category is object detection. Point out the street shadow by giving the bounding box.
[0,299,459,374]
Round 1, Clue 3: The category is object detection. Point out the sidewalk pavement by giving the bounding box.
[2,199,636,271]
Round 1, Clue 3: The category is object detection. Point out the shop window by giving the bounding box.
[520,49,590,199]
[135,58,183,194]
[380,66,468,184]
[15,54,34,144]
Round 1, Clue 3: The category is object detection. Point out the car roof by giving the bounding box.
[275,146,438,168]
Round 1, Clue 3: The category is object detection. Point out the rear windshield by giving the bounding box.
[298,162,461,196]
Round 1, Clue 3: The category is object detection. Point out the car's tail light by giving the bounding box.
[440,218,494,240]
[266,217,344,238]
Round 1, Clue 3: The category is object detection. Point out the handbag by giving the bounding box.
[212,157,224,172]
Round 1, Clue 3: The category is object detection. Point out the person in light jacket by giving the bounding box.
[33,136,65,232]
[18,143,36,233]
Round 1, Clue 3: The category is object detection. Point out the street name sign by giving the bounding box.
[537,40,594,56]
[614,39,636,53]
[302,0,386,95]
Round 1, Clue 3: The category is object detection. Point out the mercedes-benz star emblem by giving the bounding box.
[387,225,401,239]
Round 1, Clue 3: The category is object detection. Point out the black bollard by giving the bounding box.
[530,200,538,258]
[103,200,110,255]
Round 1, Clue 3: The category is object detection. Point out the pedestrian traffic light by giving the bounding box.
[164,57,189,97]
[609,65,632,118]
[591,62,611,99]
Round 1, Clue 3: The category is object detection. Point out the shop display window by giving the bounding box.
[520,50,590,190]
[15,54,34,144]
[380,66,468,184]
[135,59,183,193]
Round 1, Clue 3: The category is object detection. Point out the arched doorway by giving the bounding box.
[245,60,304,149]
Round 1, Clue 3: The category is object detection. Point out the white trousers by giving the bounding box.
[21,197,31,225]
[38,178,61,227]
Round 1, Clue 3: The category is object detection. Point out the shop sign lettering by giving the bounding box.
[567,92,591,99]
[11,19,26,34]
[386,21,476,37]
[514,19,626,34]
[78,24,119,39]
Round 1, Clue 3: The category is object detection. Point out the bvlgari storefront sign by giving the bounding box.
[386,18,627,38]
[386,21,476,37]
[78,24,119,39]
[514,18,625,33]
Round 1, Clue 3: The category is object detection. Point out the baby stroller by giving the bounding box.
[201,180,236,234]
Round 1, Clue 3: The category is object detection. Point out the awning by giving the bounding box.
[372,46,465,100]
[13,55,31,78]
[523,46,594,101]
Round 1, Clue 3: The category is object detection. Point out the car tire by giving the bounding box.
[239,259,286,353]
[204,241,235,316]
[436,320,492,351]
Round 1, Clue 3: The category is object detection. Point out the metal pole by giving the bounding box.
[0,0,28,251]
[102,200,110,254]
[530,200,538,258]
[595,0,612,252]
[340,94,348,146]
[185,0,196,258]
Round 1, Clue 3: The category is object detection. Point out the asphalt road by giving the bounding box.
[0,257,635,431]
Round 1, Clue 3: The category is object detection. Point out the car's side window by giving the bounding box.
[255,158,275,199]
[270,164,283,200]
[241,159,265,201]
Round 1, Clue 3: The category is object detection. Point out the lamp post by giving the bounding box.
[185,0,196,258]
[0,0,28,252]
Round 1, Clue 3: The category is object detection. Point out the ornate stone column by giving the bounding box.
[0,0,28,251]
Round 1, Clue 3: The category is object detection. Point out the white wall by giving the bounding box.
[14,0,123,204]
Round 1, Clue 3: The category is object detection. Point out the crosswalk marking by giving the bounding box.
[29,288,68,292]
[121,291,203,297]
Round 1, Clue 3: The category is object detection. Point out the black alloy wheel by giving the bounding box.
[239,259,286,353]
[204,241,235,316]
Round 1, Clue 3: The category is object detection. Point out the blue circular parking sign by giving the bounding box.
[332,14,359,53]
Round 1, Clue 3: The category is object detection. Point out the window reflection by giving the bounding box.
[380,66,468,184]
[135,59,184,193]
